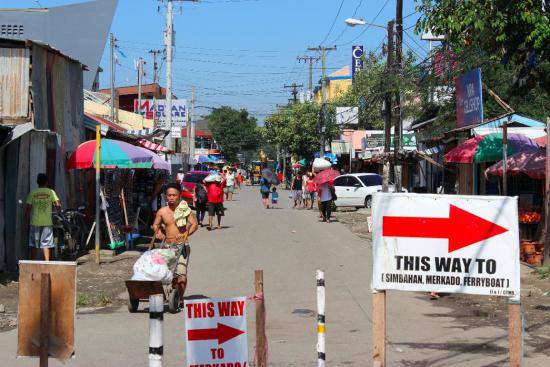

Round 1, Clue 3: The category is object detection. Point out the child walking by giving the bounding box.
[271,187,279,208]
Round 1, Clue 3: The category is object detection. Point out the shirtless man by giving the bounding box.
[153,183,199,304]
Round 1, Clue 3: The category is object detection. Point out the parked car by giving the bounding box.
[332,173,406,209]
[179,171,210,207]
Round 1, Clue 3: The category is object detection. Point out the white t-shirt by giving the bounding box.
[226,173,235,186]
[319,183,332,202]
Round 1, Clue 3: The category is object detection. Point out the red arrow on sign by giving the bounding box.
[187,323,245,345]
[382,204,508,253]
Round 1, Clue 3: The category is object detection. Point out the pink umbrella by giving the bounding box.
[485,149,545,179]
[312,169,340,185]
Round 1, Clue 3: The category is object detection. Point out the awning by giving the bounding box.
[181,128,212,138]
[84,113,125,134]
[0,122,33,149]
[137,139,171,153]
[473,126,546,139]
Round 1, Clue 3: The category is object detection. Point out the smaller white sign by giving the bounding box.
[185,297,248,367]
[171,127,182,138]
[372,193,520,298]
[336,107,358,125]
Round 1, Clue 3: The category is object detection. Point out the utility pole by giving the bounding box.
[382,21,394,193]
[394,0,403,192]
[188,85,196,170]
[297,55,320,100]
[308,46,336,156]
[109,33,116,123]
[284,83,303,104]
[149,49,162,84]
[164,0,174,151]
[136,57,145,107]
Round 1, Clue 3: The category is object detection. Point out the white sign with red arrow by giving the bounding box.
[185,297,248,367]
[372,193,520,297]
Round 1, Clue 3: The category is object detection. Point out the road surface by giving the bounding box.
[1,186,547,366]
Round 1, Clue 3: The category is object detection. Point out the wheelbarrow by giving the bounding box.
[125,280,181,314]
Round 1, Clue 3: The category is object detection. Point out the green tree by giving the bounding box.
[206,106,260,162]
[415,0,550,121]
[263,102,324,159]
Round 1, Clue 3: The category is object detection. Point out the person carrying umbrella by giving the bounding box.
[313,169,340,223]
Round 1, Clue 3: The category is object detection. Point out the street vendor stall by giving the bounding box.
[67,138,169,257]
[485,149,546,264]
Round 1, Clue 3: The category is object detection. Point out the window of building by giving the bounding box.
[1,24,24,37]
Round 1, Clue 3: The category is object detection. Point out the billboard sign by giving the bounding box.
[372,193,520,298]
[336,107,359,125]
[455,68,483,128]
[134,99,187,128]
[352,45,364,79]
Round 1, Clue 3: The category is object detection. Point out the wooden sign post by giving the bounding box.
[372,291,386,367]
[255,270,267,367]
[40,273,51,367]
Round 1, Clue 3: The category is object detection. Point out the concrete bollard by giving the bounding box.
[149,294,164,367]
[316,269,325,367]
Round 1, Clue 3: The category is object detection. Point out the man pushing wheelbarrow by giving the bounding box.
[152,182,199,309]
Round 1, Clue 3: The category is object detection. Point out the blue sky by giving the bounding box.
[5,0,429,122]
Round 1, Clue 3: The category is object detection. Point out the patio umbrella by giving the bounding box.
[444,133,539,163]
[312,169,340,185]
[67,139,154,169]
[198,155,210,164]
[140,148,171,171]
[485,149,546,179]
[261,168,277,184]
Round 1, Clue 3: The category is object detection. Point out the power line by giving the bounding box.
[319,0,346,46]
[336,0,390,47]
[329,0,365,44]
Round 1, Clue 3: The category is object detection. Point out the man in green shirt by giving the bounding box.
[25,174,60,261]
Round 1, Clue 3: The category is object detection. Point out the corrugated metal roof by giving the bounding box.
[0,47,29,119]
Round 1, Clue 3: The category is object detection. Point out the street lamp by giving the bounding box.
[345,18,386,29]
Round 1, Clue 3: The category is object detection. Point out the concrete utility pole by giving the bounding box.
[308,46,337,156]
[297,55,320,99]
[149,49,162,84]
[164,0,174,151]
[109,32,116,123]
[187,85,196,170]
[136,57,145,107]
[284,83,303,104]
[382,21,394,193]
[394,0,403,192]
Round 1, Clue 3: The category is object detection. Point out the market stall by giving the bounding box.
[67,139,169,252]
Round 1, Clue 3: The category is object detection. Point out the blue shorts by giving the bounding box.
[29,226,54,249]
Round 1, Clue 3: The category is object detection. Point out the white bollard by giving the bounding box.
[149,294,164,367]
[316,269,326,367]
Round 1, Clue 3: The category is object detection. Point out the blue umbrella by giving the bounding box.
[198,155,210,163]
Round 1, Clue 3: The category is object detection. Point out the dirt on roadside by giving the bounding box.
[0,251,139,333]
[332,207,550,355]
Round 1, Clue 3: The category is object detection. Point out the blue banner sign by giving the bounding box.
[455,68,483,127]
[352,45,364,80]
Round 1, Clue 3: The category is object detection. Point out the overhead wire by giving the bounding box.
[329,0,364,44]
[319,0,346,46]
[336,0,390,47]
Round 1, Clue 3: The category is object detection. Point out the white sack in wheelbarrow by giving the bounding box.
[312,158,331,172]
[131,250,173,284]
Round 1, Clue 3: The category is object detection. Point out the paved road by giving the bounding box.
[1,186,548,366]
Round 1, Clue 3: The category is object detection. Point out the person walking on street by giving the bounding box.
[306,172,316,210]
[259,176,271,209]
[225,168,235,201]
[205,177,225,230]
[193,181,208,227]
[319,180,335,223]
[271,187,279,208]
[25,173,61,261]
[291,172,303,209]
[153,182,199,304]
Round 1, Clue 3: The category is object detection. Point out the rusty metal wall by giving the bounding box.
[0,47,29,120]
